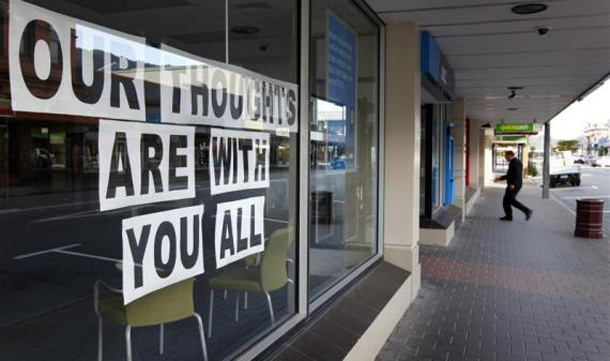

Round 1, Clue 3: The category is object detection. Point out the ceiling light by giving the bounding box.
[507,86,524,91]
[231,26,260,35]
[511,3,548,15]
[507,108,519,111]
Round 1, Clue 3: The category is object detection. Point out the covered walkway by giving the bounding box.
[377,183,610,361]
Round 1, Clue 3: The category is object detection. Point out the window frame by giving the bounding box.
[237,0,385,357]
[307,0,385,312]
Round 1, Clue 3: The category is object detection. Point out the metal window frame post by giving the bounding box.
[542,122,551,199]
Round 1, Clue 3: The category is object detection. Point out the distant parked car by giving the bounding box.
[597,156,610,167]
[573,155,585,164]
[587,156,599,166]
[550,151,581,188]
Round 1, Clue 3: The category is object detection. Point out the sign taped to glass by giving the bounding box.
[7,0,297,304]
[98,119,196,212]
[209,128,270,195]
[122,205,205,305]
[9,0,299,133]
[214,196,266,270]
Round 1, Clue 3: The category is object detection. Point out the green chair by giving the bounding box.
[94,278,208,361]
[207,226,293,337]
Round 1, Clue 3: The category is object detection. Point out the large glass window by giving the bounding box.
[420,104,443,217]
[0,1,299,360]
[308,0,379,301]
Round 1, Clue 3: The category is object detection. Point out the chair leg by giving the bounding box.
[223,290,228,299]
[264,292,275,325]
[125,326,132,361]
[234,292,240,322]
[193,313,209,361]
[244,292,248,310]
[287,279,294,312]
[207,289,214,338]
[159,324,164,355]
[98,317,103,361]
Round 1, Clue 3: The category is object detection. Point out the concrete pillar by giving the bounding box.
[383,22,421,299]
[468,120,480,189]
[451,98,466,220]
[542,122,551,198]
[479,128,494,186]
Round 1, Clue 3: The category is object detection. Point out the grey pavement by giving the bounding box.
[377,183,610,361]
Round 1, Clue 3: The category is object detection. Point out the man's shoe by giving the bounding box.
[525,210,533,221]
[499,216,512,221]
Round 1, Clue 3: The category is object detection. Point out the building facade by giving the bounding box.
[584,121,610,155]
[0,1,484,361]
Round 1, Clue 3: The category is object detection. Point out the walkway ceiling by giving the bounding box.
[369,0,610,125]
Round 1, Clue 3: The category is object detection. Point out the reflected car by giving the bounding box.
[587,156,599,166]
[331,156,346,169]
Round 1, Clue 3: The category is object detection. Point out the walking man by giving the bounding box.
[495,151,533,221]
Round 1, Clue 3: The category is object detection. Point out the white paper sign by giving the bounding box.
[214,196,265,269]
[122,205,205,304]
[99,119,195,211]
[160,45,298,133]
[9,0,146,121]
[209,128,270,195]
[8,0,299,132]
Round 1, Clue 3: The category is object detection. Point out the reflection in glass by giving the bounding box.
[308,0,379,301]
[0,1,299,360]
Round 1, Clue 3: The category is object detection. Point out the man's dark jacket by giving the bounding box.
[500,158,523,188]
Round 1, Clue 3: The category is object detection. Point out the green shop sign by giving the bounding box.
[496,123,536,134]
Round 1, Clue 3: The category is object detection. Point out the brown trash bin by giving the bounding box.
[575,199,604,238]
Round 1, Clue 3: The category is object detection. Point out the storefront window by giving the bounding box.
[308,0,379,301]
[420,104,443,217]
[0,1,299,360]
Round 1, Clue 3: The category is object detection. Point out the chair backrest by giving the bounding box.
[125,278,194,327]
[260,227,292,292]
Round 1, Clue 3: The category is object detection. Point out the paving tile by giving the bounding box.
[376,185,610,361]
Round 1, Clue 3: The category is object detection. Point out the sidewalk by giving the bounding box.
[377,183,610,361]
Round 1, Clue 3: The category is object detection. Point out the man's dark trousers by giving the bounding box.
[503,186,530,219]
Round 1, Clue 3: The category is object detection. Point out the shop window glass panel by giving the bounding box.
[0,1,299,360]
[420,104,444,217]
[229,0,298,83]
[431,104,442,212]
[420,106,428,215]
[309,0,379,301]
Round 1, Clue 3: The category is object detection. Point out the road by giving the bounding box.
[549,165,610,236]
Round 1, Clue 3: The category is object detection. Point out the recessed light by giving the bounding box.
[231,26,260,35]
[511,3,548,15]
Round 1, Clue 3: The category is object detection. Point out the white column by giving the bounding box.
[452,98,466,220]
[468,119,480,189]
[480,128,495,186]
[384,22,421,299]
